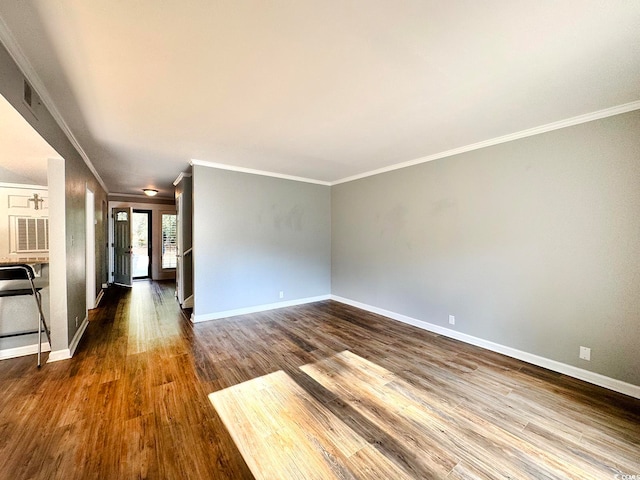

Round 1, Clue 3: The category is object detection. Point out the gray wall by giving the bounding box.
[193,166,331,317]
[332,110,640,386]
[0,42,108,349]
[65,159,107,344]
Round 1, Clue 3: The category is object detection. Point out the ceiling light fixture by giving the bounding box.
[142,188,158,197]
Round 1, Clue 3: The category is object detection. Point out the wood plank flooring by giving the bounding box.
[0,280,638,479]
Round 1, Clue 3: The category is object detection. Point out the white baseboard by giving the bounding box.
[191,294,331,323]
[0,341,51,361]
[94,288,105,308]
[47,314,89,363]
[69,314,89,357]
[47,348,71,362]
[331,295,640,400]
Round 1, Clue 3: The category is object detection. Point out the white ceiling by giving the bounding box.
[0,1,639,197]
[0,93,60,186]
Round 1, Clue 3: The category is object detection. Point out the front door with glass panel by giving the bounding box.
[113,207,133,286]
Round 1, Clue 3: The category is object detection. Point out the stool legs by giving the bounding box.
[0,265,51,368]
[33,290,49,368]
[37,312,42,368]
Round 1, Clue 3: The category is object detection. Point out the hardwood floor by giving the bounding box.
[0,280,638,479]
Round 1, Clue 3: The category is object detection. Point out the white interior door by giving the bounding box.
[113,207,133,286]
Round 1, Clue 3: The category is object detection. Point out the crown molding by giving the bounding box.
[191,101,639,187]
[190,159,331,186]
[331,100,640,185]
[0,17,109,193]
[173,171,192,186]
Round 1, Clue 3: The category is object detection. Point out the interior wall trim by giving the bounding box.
[0,341,51,361]
[331,101,640,185]
[331,295,640,400]
[190,159,332,186]
[191,294,332,323]
[94,288,105,308]
[47,348,71,363]
[189,103,639,187]
[69,314,88,357]
[0,17,109,193]
[172,171,192,186]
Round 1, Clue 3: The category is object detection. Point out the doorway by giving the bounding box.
[132,210,151,279]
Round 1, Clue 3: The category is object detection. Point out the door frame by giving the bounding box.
[132,209,152,279]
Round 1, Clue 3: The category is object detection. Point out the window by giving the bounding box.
[11,216,49,252]
[116,211,128,221]
[161,213,177,269]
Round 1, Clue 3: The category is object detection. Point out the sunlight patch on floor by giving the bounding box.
[208,349,600,479]
[208,354,411,480]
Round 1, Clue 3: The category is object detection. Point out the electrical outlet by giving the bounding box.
[449,315,455,325]
[579,346,591,361]
[279,291,284,299]
[75,316,79,328]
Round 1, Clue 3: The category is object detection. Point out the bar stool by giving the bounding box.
[0,264,52,367]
